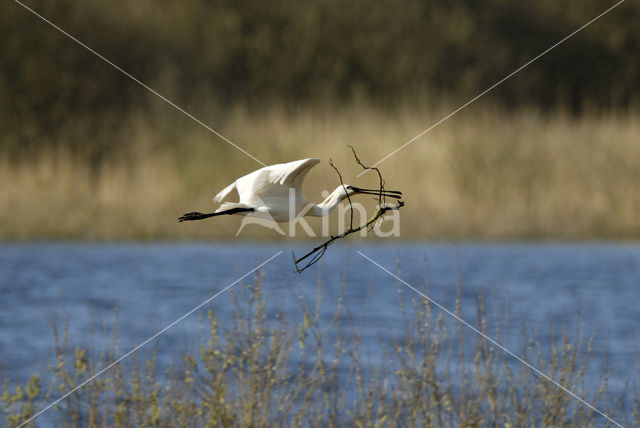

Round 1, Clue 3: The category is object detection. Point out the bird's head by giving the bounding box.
[314,184,403,215]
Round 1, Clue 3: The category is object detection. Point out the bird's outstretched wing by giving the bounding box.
[223,158,321,205]
[213,181,237,202]
[271,158,320,188]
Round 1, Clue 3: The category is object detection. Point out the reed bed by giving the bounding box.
[1,265,633,427]
[2,104,640,240]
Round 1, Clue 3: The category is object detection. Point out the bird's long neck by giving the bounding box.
[308,189,348,217]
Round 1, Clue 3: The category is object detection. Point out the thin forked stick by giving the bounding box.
[292,147,404,273]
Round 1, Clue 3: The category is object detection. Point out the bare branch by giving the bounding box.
[292,147,404,273]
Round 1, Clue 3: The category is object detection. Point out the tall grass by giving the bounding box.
[1,266,633,427]
[2,104,640,240]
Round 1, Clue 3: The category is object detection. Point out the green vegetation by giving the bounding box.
[1,269,633,427]
[3,0,639,154]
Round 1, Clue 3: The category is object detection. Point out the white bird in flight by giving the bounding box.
[178,158,402,224]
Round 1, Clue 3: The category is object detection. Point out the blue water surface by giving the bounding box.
[1,242,639,422]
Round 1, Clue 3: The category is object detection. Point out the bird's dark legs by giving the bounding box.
[178,207,255,222]
[178,212,215,222]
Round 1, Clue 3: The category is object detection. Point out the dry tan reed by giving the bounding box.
[2,104,639,240]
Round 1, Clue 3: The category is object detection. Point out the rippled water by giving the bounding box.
[1,242,639,418]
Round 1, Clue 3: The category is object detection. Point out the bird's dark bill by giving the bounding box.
[351,187,402,199]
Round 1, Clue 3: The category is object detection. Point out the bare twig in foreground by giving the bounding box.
[292,148,404,273]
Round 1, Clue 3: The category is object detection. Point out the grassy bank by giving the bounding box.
[2,104,639,240]
[1,268,633,427]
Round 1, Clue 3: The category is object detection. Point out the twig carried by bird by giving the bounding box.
[178,146,404,272]
[291,146,404,272]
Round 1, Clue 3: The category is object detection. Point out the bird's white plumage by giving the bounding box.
[213,158,320,221]
[213,181,237,203]
[180,157,400,225]
[215,158,319,204]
